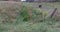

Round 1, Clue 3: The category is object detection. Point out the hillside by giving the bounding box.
[0,1,60,32]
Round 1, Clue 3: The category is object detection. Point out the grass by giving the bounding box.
[0,2,60,32]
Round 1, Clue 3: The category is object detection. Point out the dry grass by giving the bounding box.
[0,1,22,23]
[0,1,60,32]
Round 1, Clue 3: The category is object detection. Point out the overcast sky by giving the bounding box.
[21,0,26,1]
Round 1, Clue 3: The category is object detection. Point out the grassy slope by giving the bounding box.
[0,1,60,32]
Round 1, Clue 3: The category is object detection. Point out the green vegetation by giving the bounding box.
[0,2,60,32]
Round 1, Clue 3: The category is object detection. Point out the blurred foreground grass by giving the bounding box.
[0,2,60,32]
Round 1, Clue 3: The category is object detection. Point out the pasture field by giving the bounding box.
[0,1,60,32]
